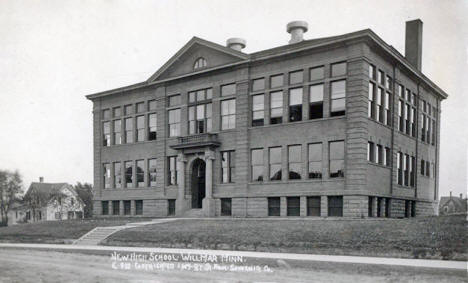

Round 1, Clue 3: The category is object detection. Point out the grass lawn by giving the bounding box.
[104,215,467,261]
[0,217,153,244]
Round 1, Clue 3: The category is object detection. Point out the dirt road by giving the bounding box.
[0,248,465,282]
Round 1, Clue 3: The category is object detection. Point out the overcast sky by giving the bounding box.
[0,0,467,198]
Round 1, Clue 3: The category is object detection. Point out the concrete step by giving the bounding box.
[182,209,204,218]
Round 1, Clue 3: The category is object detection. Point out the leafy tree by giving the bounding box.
[0,170,23,226]
[74,182,93,218]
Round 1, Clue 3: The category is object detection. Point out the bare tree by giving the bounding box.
[0,170,23,226]
[74,182,93,218]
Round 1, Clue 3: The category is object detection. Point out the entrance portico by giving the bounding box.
[171,133,219,217]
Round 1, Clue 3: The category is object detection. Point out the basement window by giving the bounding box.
[221,198,232,216]
[287,197,300,216]
[268,197,280,216]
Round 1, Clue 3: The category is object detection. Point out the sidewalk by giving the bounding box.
[0,243,465,270]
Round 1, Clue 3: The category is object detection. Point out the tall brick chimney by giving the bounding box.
[287,21,308,44]
[39,177,44,183]
[405,19,423,71]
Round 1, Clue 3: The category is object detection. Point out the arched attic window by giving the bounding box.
[193,57,207,70]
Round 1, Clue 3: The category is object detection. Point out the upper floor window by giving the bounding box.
[289,70,303,84]
[102,109,110,120]
[310,66,324,81]
[368,82,375,119]
[168,156,177,185]
[252,78,265,92]
[124,104,133,115]
[269,147,282,181]
[103,163,110,189]
[148,159,157,187]
[114,162,121,188]
[148,100,157,111]
[113,107,121,118]
[136,102,145,113]
[221,83,236,97]
[331,62,346,77]
[309,84,324,119]
[308,143,322,179]
[288,145,302,180]
[136,116,145,142]
[168,109,180,137]
[330,80,346,116]
[193,57,207,69]
[221,151,235,183]
[103,122,110,146]
[189,88,212,103]
[252,94,264,126]
[136,160,145,187]
[270,91,283,124]
[113,120,121,145]
[168,95,181,107]
[329,141,344,178]
[251,149,264,182]
[148,113,157,140]
[270,74,283,88]
[289,88,303,122]
[378,70,384,85]
[125,117,133,143]
[189,103,212,134]
[125,161,133,188]
[385,76,392,90]
[221,99,236,130]
[369,64,376,80]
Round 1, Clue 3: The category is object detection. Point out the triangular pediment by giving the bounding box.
[147,37,248,82]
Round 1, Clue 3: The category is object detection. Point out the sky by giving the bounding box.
[0,0,467,198]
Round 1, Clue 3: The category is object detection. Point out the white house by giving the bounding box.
[23,178,85,222]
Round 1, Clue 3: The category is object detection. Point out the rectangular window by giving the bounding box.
[397,152,403,185]
[421,159,425,175]
[426,116,431,143]
[102,109,110,119]
[124,104,133,115]
[310,66,324,81]
[270,91,283,124]
[168,109,180,137]
[125,161,133,188]
[331,62,346,77]
[168,156,177,185]
[136,115,145,142]
[251,149,263,182]
[386,76,392,90]
[287,197,300,216]
[270,74,283,88]
[103,163,110,189]
[135,200,143,215]
[252,94,264,126]
[221,198,232,216]
[101,201,108,215]
[329,141,344,178]
[167,199,175,216]
[330,80,346,116]
[378,70,384,85]
[288,145,302,180]
[328,196,343,217]
[125,118,133,143]
[377,88,384,123]
[268,197,280,216]
[189,103,212,134]
[369,64,376,80]
[114,162,121,188]
[426,161,430,177]
[221,83,236,97]
[252,78,265,91]
[136,160,144,187]
[384,147,390,166]
[289,70,303,84]
[405,104,411,135]
[398,100,404,132]
[368,196,373,217]
[411,108,416,137]
[112,200,119,215]
[103,122,110,146]
[309,84,324,119]
[385,92,391,125]
[148,113,157,140]
[136,102,145,113]
[432,120,436,145]
[421,113,426,142]
[113,107,121,118]
[221,151,235,183]
[168,95,181,107]
[368,82,375,119]
[148,100,157,111]
[308,143,322,179]
[398,85,404,97]
[289,88,302,122]
[124,200,131,215]
[404,154,409,186]
[189,88,212,103]
[367,142,375,162]
[307,196,321,216]
[148,159,157,187]
[410,156,415,187]
[221,99,236,130]
[269,147,282,181]
[113,120,121,145]
[377,145,383,165]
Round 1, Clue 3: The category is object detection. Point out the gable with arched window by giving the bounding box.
[193,57,207,70]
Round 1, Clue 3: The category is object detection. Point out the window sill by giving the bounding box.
[367,162,391,169]
[248,178,344,185]
[248,116,345,130]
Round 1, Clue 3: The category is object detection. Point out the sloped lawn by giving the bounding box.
[104,215,467,260]
[0,218,152,244]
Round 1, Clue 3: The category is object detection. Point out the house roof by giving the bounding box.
[439,196,467,211]
[24,182,83,206]
[85,29,448,100]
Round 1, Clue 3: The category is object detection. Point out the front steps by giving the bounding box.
[181,209,204,218]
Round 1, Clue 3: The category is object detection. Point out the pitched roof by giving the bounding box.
[85,29,448,100]
[24,182,81,205]
[439,196,467,211]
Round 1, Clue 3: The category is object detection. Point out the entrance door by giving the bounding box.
[191,158,206,208]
